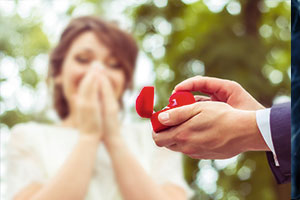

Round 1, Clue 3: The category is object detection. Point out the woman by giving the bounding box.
[6,16,191,200]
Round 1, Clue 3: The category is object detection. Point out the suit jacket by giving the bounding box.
[266,102,291,184]
[292,0,300,198]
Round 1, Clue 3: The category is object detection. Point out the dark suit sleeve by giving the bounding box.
[266,102,291,184]
[292,0,300,198]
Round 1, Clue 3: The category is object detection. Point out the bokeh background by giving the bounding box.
[0,0,290,199]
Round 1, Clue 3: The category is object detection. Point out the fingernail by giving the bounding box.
[159,112,169,122]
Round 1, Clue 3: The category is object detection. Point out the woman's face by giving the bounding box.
[56,31,125,112]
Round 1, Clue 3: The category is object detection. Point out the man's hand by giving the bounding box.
[174,76,264,110]
[153,101,270,159]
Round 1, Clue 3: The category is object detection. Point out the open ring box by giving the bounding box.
[136,86,196,133]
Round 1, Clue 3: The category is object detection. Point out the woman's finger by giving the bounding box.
[77,66,98,100]
[100,74,119,116]
[76,66,101,123]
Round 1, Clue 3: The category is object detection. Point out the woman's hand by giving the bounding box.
[99,73,121,144]
[74,66,103,141]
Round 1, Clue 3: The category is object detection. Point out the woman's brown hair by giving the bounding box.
[48,16,138,119]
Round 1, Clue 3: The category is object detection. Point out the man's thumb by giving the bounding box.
[158,103,201,126]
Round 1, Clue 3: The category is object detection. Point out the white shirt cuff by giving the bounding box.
[256,108,279,166]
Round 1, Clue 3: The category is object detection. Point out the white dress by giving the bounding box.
[4,121,192,200]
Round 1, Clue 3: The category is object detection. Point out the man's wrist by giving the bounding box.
[238,110,270,152]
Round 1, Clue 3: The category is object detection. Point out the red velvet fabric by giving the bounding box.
[136,86,196,132]
[135,86,154,118]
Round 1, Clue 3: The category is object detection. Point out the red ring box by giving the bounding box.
[136,86,196,133]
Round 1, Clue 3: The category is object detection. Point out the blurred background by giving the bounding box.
[0,0,290,199]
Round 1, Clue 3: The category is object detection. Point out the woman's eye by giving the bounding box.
[75,55,90,64]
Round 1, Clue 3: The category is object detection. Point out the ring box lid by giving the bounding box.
[136,86,154,118]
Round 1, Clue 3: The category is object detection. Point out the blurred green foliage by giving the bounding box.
[0,0,291,199]
[0,13,51,126]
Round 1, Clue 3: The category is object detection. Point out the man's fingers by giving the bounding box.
[174,76,239,101]
[166,143,184,152]
[152,127,179,147]
[174,76,226,93]
[158,103,202,126]
[194,95,211,102]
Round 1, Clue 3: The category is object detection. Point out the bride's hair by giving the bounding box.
[48,16,138,119]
